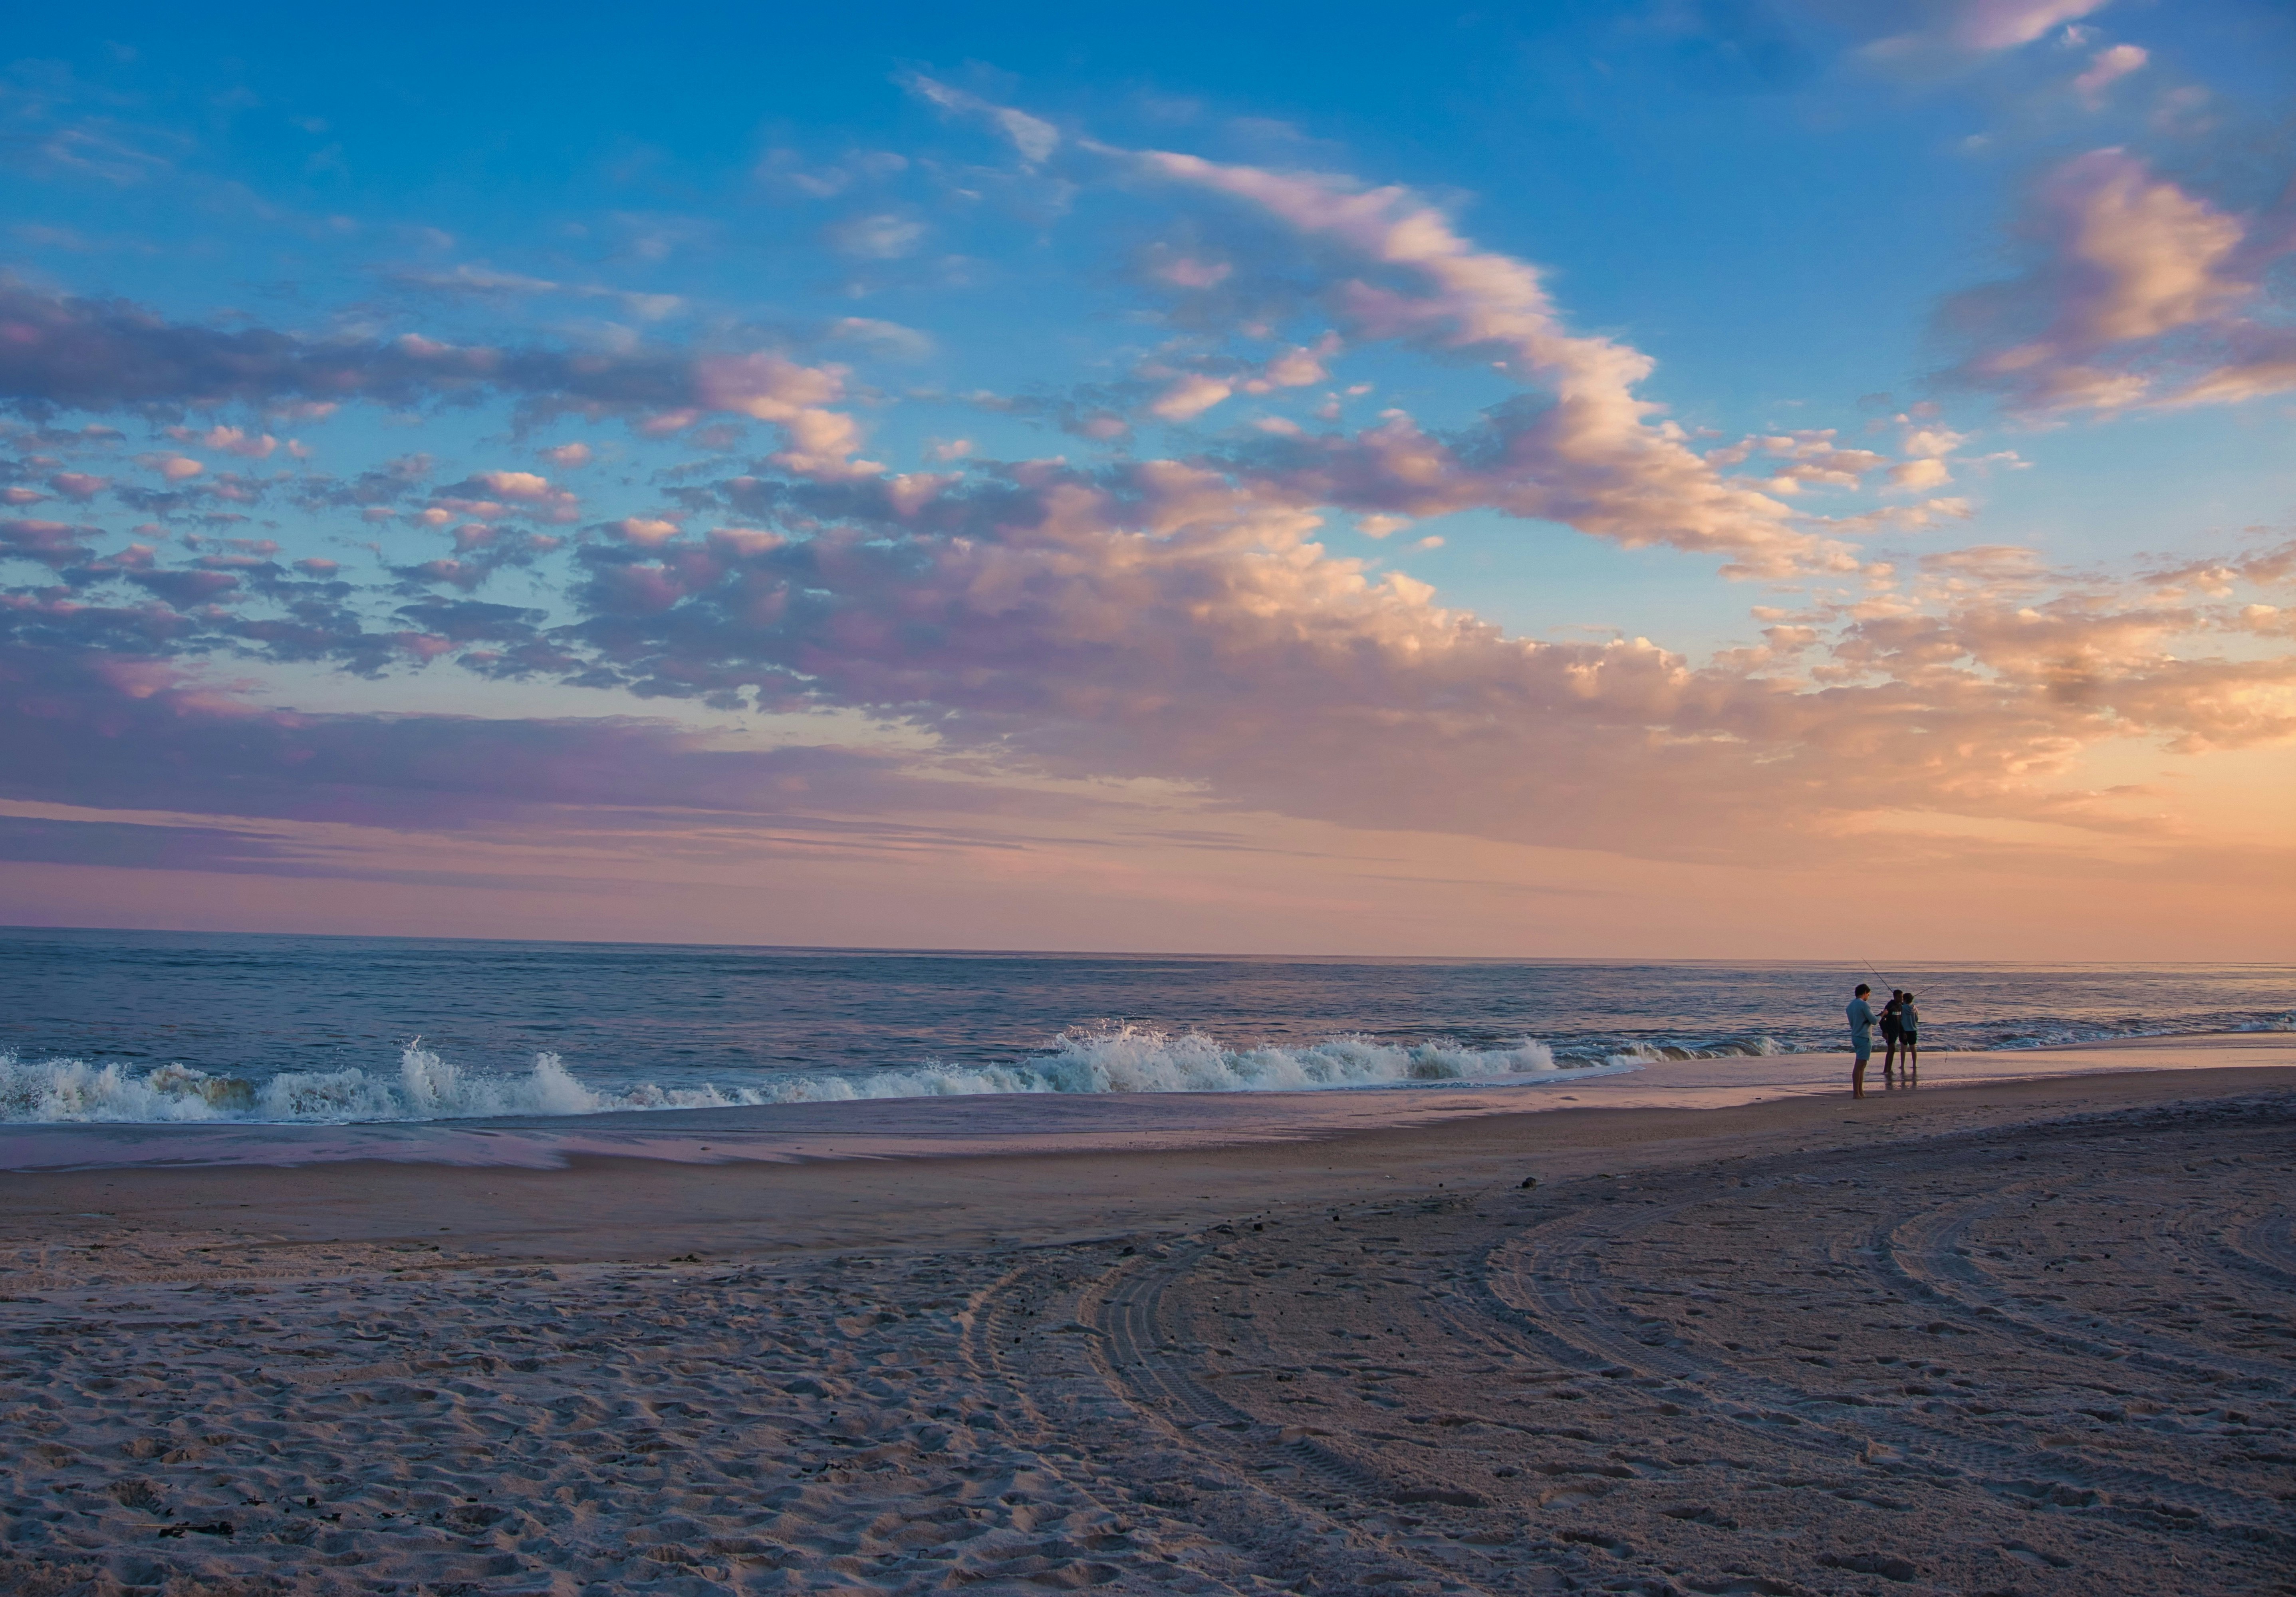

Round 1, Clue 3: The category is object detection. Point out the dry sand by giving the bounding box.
[2,1042,2292,1596]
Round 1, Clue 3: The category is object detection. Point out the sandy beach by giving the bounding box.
[4,1038,2292,1596]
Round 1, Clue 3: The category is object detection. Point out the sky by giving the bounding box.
[0,0,2292,959]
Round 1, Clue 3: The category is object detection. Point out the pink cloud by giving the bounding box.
[472,470,554,500]
[1147,373,1233,422]
[693,353,880,480]
[2,517,96,567]
[0,285,865,473]
[1242,341,1334,392]
[0,125,2286,901]
[2073,43,2147,105]
[199,425,278,458]
[1952,0,2111,51]
[1152,254,1232,289]
[1945,149,2296,412]
[1705,430,1889,494]
[424,470,584,524]
[1126,147,1838,575]
[540,455,2296,857]
[1863,0,2113,61]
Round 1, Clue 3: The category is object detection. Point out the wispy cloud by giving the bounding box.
[1943,149,2296,413]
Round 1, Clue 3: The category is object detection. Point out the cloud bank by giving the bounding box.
[3,78,2293,934]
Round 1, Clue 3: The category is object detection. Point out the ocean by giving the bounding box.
[2,927,2288,1127]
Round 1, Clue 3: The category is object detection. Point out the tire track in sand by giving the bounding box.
[1480,1142,2296,1553]
[1073,1236,1510,1596]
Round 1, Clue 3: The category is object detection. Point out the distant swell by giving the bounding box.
[0,1026,1611,1126]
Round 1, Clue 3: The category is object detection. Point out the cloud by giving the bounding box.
[535,459,2296,855]
[905,75,1060,167]
[0,282,871,477]
[2073,43,2147,105]
[3,114,2288,891]
[756,147,912,200]
[1242,342,1334,392]
[1919,544,2057,589]
[393,263,687,321]
[1704,430,1889,494]
[1944,149,2296,412]
[470,470,556,502]
[392,523,568,592]
[1121,148,1841,575]
[0,646,1111,867]
[1149,252,1232,289]
[823,316,935,360]
[1147,373,1233,422]
[0,506,442,674]
[0,812,311,874]
[1952,0,2112,51]
[826,213,927,260]
[0,284,503,412]
[196,425,278,458]
[2,517,98,567]
[1865,0,2114,61]
[415,470,583,527]
[8,388,2291,871]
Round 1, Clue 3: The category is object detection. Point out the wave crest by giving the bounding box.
[0,1026,1596,1126]
[1595,1035,1788,1066]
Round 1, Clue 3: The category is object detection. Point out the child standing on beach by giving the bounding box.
[1898,992,1920,1077]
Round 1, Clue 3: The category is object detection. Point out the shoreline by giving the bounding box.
[2,1047,2289,1269]
[4,1030,2290,1182]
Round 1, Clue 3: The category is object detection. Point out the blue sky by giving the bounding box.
[0,0,2291,955]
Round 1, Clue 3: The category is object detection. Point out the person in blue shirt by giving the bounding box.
[1848,983,1879,1098]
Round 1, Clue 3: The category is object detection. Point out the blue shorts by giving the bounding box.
[1854,1043,1872,1063]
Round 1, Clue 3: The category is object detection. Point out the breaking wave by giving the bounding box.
[1589,1035,1790,1067]
[0,1026,1615,1126]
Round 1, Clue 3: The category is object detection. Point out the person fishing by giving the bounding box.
[1880,989,1906,1079]
[1898,991,1920,1077]
[1848,983,1878,1099]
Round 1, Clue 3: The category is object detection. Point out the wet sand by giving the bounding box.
[2,1040,2292,1595]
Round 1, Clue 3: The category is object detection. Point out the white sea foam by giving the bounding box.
[1596,1035,1788,1067]
[0,1026,1609,1126]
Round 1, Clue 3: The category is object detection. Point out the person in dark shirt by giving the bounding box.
[1880,990,1906,1079]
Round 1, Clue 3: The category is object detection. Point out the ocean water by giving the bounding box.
[0,927,2288,1127]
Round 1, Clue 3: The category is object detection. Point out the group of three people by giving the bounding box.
[1846,983,1919,1099]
